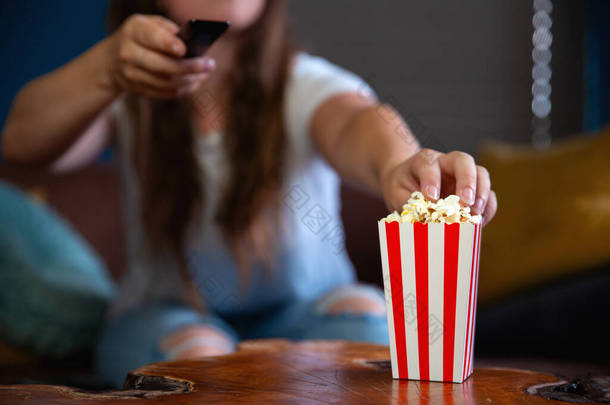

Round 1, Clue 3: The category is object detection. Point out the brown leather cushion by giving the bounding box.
[340,185,387,286]
[0,340,36,366]
[477,126,610,303]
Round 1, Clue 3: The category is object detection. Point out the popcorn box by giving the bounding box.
[378,220,482,383]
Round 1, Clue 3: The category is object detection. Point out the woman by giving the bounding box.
[1,0,497,387]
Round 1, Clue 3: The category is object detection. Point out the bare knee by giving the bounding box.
[317,285,386,316]
[159,325,235,360]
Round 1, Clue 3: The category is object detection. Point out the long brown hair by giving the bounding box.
[107,0,296,311]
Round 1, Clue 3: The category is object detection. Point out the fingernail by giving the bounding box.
[426,185,439,200]
[202,57,215,69]
[172,43,182,54]
[192,58,211,72]
[461,187,475,205]
[473,197,485,213]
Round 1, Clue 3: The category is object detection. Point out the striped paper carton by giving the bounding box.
[378,220,482,383]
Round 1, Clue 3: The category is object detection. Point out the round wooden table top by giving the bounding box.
[0,340,586,404]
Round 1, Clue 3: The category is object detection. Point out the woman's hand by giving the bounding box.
[106,14,215,99]
[380,149,497,226]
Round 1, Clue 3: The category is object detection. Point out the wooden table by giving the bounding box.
[0,340,593,404]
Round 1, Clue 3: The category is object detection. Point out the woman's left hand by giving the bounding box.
[380,149,497,226]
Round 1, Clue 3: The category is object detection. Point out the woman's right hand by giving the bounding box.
[106,14,215,99]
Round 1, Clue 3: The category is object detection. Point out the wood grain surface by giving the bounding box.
[0,339,584,404]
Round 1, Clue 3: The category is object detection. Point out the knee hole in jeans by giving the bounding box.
[159,324,235,360]
[317,285,387,316]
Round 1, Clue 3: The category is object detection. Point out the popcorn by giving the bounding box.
[381,191,482,224]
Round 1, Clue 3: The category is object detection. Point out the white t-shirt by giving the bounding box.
[109,53,376,318]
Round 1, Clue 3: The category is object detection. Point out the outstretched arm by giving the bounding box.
[1,39,119,168]
[310,93,497,225]
[1,15,214,170]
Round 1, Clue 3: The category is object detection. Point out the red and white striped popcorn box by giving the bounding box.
[378,220,482,383]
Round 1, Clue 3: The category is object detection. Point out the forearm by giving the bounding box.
[313,95,497,222]
[1,37,120,165]
[330,103,420,194]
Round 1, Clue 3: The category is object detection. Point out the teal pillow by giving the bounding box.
[0,180,116,359]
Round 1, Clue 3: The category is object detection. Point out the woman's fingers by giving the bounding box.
[472,165,491,215]
[123,40,212,76]
[438,151,477,205]
[122,65,184,91]
[382,161,418,212]
[128,14,185,57]
[148,15,181,34]
[170,72,214,86]
[117,40,213,97]
[116,66,202,99]
[410,149,442,200]
[386,149,496,225]
[482,190,497,226]
[389,186,414,212]
[109,14,216,99]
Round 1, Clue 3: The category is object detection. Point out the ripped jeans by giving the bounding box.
[94,284,389,388]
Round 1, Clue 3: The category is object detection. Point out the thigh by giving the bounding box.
[93,301,237,388]
[305,284,389,345]
[242,284,389,345]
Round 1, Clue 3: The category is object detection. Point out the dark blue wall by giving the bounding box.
[0,0,109,133]
[584,0,610,131]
